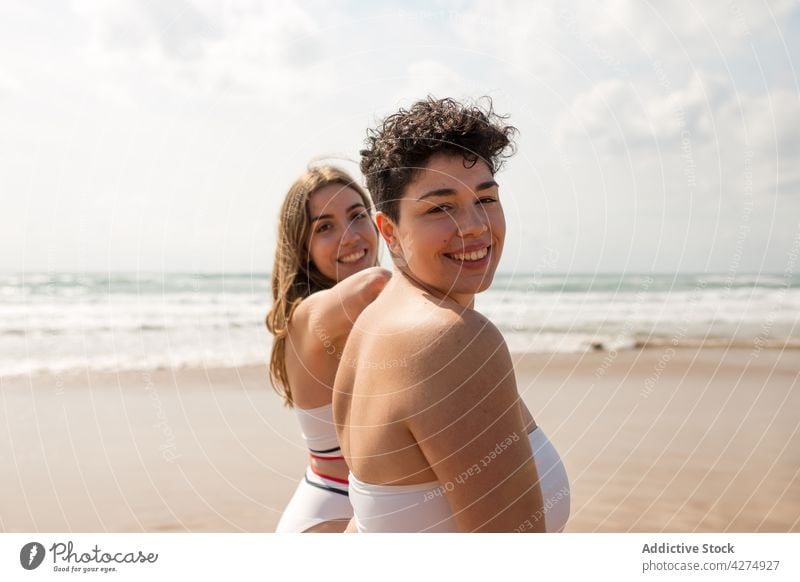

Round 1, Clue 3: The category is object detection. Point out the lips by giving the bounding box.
[338,248,368,264]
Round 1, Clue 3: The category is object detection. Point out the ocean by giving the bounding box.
[1,271,798,376]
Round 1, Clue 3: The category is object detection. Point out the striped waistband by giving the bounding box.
[304,466,349,497]
[308,445,345,461]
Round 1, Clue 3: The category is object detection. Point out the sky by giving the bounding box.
[1,0,799,275]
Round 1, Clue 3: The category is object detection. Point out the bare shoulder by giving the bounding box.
[401,305,510,385]
[373,303,518,437]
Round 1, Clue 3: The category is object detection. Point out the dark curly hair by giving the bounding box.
[360,96,517,222]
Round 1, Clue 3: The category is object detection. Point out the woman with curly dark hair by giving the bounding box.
[333,97,570,532]
[267,165,390,532]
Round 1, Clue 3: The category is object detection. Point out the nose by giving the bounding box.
[339,224,360,248]
[457,204,489,238]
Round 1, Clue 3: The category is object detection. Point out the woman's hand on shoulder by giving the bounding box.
[290,267,391,352]
[352,266,392,305]
[403,314,545,532]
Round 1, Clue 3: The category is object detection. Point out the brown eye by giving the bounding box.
[428,204,452,214]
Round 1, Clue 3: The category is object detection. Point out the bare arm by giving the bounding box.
[291,266,391,350]
[405,318,545,532]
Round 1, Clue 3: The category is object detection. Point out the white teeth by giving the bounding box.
[449,247,489,261]
[339,249,366,263]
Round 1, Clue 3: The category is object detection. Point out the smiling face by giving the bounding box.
[306,184,379,283]
[376,153,506,306]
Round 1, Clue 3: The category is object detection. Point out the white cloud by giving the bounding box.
[389,60,471,106]
[555,72,730,150]
[579,0,795,56]
[452,0,563,78]
[452,0,797,79]
[535,62,799,271]
[730,90,800,195]
[70,0,333,101]
[0,68,21,98]
[554,67,800,197]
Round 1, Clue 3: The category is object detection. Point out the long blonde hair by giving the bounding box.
[266,166,375,407]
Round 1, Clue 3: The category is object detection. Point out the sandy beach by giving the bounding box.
[1,346,798,533]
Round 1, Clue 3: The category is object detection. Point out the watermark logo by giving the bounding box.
[17,540,158,575]
[20,542,46,570]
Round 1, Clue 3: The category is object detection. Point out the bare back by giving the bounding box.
[334,275,536,487]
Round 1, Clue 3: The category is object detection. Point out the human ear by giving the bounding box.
[375,211,401,256]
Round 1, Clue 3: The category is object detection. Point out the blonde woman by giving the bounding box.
[267,166,390,532]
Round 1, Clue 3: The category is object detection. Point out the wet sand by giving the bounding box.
[1,346,798,532]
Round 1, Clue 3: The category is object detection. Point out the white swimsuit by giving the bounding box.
[348,426,570,532]
[275,403,353,532]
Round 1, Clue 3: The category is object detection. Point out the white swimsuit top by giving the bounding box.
[348,426,570,532]
[294,403,344,460]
